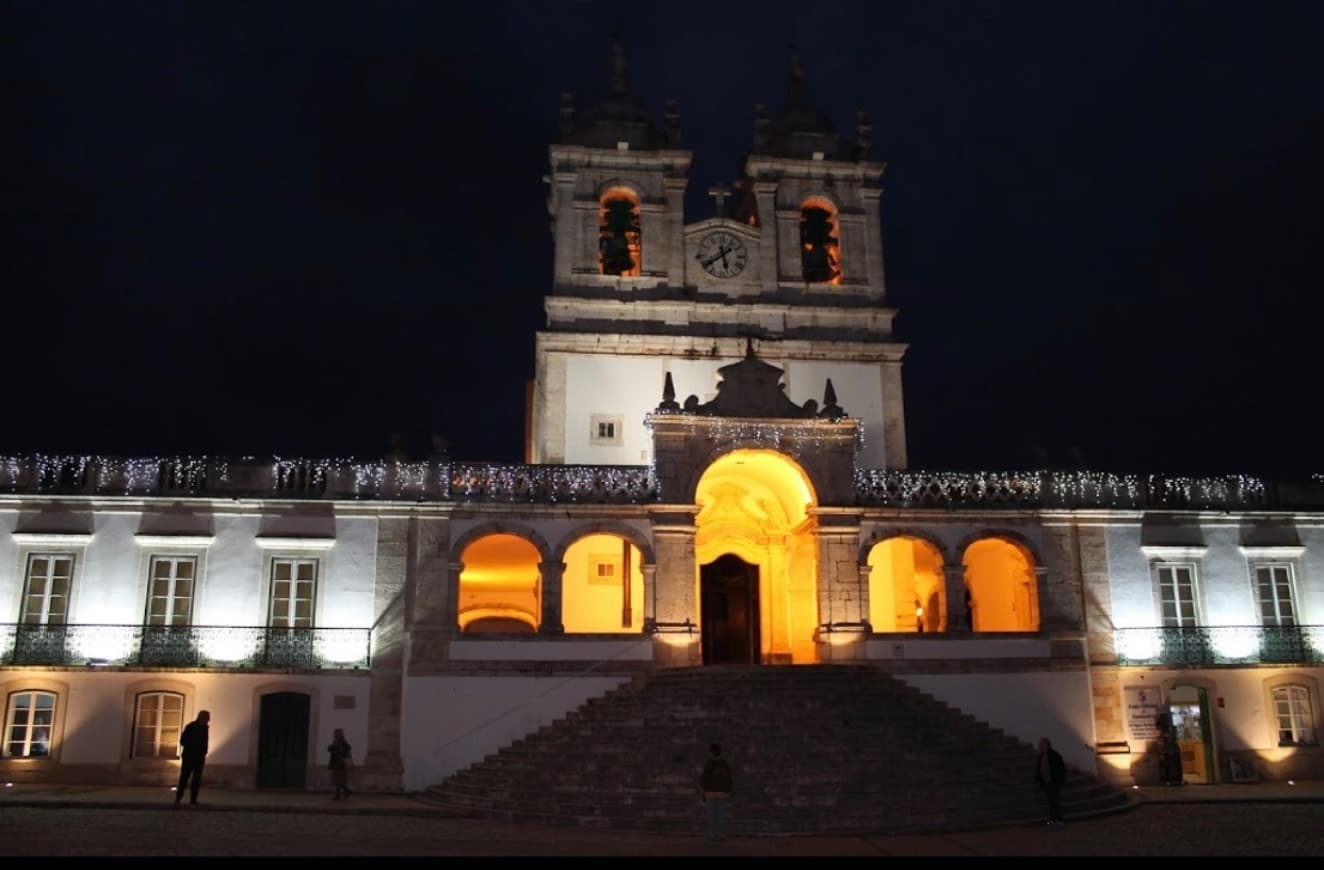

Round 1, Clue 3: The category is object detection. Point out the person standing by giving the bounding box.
[699,742,734,842]
[327,728,354,800]
[175,710,210,806]
[1033,736,1067,828]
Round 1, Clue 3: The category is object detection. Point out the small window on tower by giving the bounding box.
[599,188,642,277]
[590,414,624,447]
[800,197,842,284]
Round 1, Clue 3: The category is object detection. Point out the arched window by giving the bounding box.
[599,188,642,276]
[4,690,57,758]
[561,534,645,634]
[133,691,185,758]
[963,537,1039,632]
[1273,685,1317,746]
[867,537,944,633]
[799,198,841,284]
[458,534,542,633]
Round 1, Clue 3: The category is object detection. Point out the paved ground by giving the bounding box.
[1,781,1322,855]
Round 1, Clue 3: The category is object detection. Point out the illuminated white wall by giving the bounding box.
[31,670,368,768]
[559,353,887,467]
[0,506,377,630]
[902,671,1096,774]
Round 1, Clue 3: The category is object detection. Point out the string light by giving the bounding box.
[0,453,1311,509]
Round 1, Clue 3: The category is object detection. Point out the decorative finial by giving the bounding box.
[664,98,681,148]
[856,109,872,159]
[819,377,845,419]
[788,45,806,103]
[658,372,680,412]
[608,37,628,95]
[745,335,756,360]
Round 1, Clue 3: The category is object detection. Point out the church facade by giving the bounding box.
[2,45,1322,796]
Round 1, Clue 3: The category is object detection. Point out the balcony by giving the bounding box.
[0,624,371,670]
[1113,625,1324,666]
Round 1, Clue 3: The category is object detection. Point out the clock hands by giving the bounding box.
[700,245,734,269]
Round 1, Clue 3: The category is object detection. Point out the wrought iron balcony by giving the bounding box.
[0,624,371,670]
[1113,625,1324,666]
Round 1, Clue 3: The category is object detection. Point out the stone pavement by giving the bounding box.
[0,779,1321,856]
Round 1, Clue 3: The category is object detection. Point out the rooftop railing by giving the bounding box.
[2,455,1322,510]
[0,624,371,670]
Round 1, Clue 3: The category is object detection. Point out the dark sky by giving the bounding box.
[5,1,1322,475]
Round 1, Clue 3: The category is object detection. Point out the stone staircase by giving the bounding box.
[420,664,1132,835]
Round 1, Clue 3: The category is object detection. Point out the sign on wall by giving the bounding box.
[1124,685,1163,744]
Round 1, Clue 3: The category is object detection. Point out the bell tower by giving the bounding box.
[530,43,907,471]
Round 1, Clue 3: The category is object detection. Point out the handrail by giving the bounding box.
[1113,624,1324,666]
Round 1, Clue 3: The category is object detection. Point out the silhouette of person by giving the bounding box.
[175,710,210,806]
[1033,736,1067,827]
[699,742,734,842]
[328,728,353,800]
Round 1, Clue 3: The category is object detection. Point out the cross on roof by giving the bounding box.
[707,184,730,216]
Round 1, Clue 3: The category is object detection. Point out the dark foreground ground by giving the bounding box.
[1,802,1321,856]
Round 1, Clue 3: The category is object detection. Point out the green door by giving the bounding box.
[256,692,310,788]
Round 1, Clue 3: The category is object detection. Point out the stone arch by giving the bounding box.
[858,527,952,566]
[556,523,652,635]
[598,183,643,277]
[864,535,947,633]
[551,521,655,565]
[452,525,548,635]
[594,178,647,200]
[683,440,820,507]
[955,529,1042,566]
[450,522,551,565]
[959,532,1041,632]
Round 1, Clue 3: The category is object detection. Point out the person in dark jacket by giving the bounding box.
[175,710,210,806]
[1033,737,1067,827]
[699,742,734,842]
[327,728,353,800]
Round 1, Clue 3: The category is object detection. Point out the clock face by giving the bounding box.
[695,231,749,279]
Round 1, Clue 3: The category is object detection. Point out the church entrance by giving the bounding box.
[694,448,820,664]
[701,554,761,664]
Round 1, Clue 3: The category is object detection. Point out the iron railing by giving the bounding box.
[0,623,371,669]
[1113,625,1324,666]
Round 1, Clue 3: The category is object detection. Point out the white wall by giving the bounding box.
[561,353,888,468]
[902,671,1097,774]
[400,674,630,790]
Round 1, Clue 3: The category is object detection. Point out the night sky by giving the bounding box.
[5,1,1322,475]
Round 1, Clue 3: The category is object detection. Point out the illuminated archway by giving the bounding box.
[799,196,842,284]
[694,448,819,664]
[962,537,1039,632]
[458,533,542,634]
[867,537,945,633]
[561,533,645,634]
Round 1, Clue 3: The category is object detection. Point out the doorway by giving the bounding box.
[256,692,310,788]
[1168,685,1215,783]
[701,554,760,664]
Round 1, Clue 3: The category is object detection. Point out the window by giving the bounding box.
[4,691,56,758]
[599,190,641,276]
[1157,563,1200,627]
[588,554,621,586]
[1273,685,1316,746]
[270,558,317,629]
[133,692,185,758]
[1254,564,1297,627]
[145,556,196,626]
[589,414,623,447]
[799,198,842,284]
[21,554,73,625]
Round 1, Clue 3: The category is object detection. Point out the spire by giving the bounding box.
[819,377,846,419]
[608,36,628,96]
[788,45,806,105]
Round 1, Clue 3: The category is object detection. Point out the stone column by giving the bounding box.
[538,561,566,634]
[753,182,778,293]
[665,177,688,285]
[880,360,908,470]
[943,564,969,634]
[649,511,699,666]
[857,564,873,632]
[814,516,864,660]
[640,563,658,628]
[861,186,886,293]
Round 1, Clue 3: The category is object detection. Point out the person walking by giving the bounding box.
[175,710,210,806]
[699,742,734,842]
[327,728,354,800]
[1033,736,1067,828]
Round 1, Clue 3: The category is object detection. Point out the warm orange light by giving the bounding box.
[459,533,542,633]
[964,538,1039,632]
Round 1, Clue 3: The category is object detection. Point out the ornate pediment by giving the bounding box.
[656,339,848,420]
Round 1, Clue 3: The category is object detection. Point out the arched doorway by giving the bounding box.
[694,449,819,664]
[701,554,761,664]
